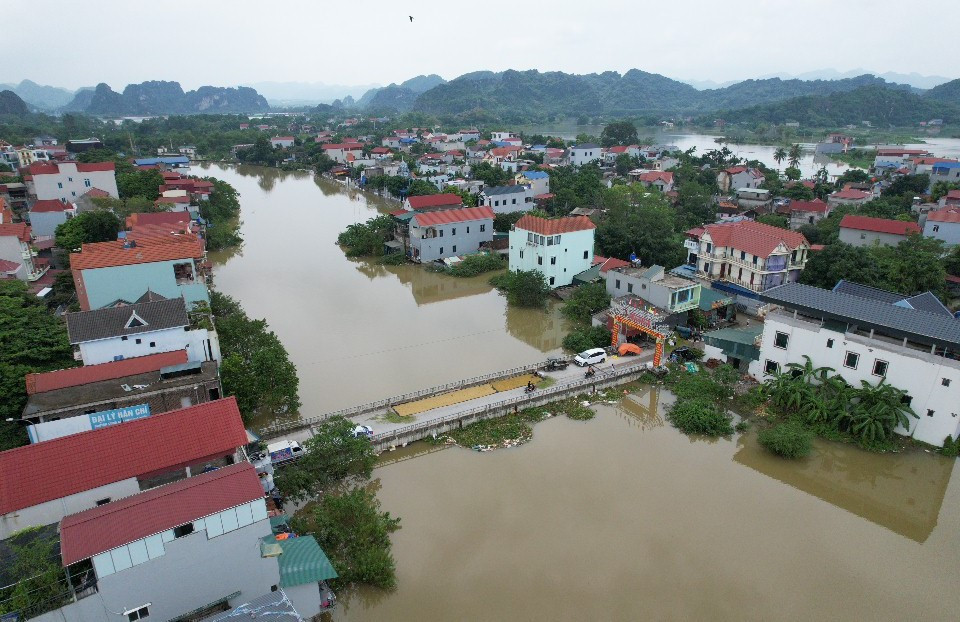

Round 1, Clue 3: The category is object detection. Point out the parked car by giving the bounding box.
[267,440,304,465]
[543,357,569,371]
[352,424,374,439]
[574,348,607,367]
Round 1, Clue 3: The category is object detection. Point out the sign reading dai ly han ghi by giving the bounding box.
[88,404,151,430]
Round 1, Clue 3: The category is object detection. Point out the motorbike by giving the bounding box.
[524,384,537,393]
[584,367,596,379]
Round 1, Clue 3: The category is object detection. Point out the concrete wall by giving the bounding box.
[35,518,280,622]
[923,219,960,247]
[28,209,69,238]
[77,260,209,310]
[33,165,118,202]
[569,148,600,167]
[756,312,960,446]
[78,327,220,365]
[508,227,594,288]
[409,217,493,262]
[604,271,699,313]
[285,582,324,619]
[0,479,140,540]
[0,234,30,280]
[838,227,907,248]
[482,190,531,214]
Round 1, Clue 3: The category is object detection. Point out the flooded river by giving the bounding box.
[339,388,960,621]
[203,163,572,426]
[202,162,959,620]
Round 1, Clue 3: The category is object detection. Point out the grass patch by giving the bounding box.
[665,397,733,437]
[447,253,505,277]
[758,421,813,459]
[378,411,414,424]
[434,409,546,448]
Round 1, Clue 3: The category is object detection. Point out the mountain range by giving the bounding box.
[60,81,270,115]
[683,69,953,91]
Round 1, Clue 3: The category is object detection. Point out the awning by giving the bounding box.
[699,287,734,312]
[703,325,763,362]
[273,535,338,586]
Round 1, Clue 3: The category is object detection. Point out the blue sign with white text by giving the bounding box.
[88,404,151,430]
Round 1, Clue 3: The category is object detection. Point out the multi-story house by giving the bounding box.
[754,281,960,447]
[828,188,874,207]
[321,142,364,164]
[0,397,248,539]
[403,193,462,212]
[605,264,701,325]
[684,220,809,293]
[0,221,45,281]
[26,161,119,202]
[408,206,494,262]
[509,215,596,288]
[930,161,960,185]
[480,185,532,213]
[787,199,831,229]
[568,143,602,167]
[71,237,208,310]
[28,199,76,238]
[837,214,920,247]
[516,170,550,196]
[923,208,960,246]
[716,166,764,192]
[65,295,220,365]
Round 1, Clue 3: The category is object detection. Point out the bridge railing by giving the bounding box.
[259,356,575,437]
[369,360,650,447]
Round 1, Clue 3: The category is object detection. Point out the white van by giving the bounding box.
[575,348,607,367]
[266,440,304,465]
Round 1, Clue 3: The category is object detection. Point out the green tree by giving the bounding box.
[210,292,300,421]
[337,214,394,257]
[600,121,639,147]
[773,147,787,170]
[561,282,611,324]
[274,416,377,502]
[931,181,960,202]
[848,379,917,445]
[756,214,789,229]
[489,269,551,307]
[290,487,401,589]
[758,421,814,459]
[493,211,526,233]
[665,397,734,436]
[54,210,121,261]
[0,528,70,619]
[0,281,75,450]
[884,174,929,198]
[117,168,164,200]
[614,153,636,176]
[787,144,802,168]
[595,186,685,267]
[470,161,512,187]
[562,325,612,352]
[783,166,801,181]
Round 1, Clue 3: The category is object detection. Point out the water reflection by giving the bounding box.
[504,300,570,352]
[615,389,667,430]
[733,430,953,542]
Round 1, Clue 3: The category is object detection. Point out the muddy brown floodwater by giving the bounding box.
[335,387,959,621]
[201,163,573,428]
[202,163,959,620]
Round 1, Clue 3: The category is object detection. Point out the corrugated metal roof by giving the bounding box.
[271,535,338,586]
[71,238,203,270]
[760,283,960,347]
[59,463,263,565]
[515,214,595,235]
[483,185,525,196]
[832,280,903,304]
[65,296,188,344]
[0,397,247,515]
[203,590,303,622]
[413,206,494,227]
[838,214,920,235]
[25,350,188,394]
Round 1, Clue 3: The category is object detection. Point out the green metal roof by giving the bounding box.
[699,287,734,311]
[703,325,763,362]
[273,535,338,586]
[270,514,290,529]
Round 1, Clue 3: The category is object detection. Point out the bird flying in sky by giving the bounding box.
[409,16,414,22]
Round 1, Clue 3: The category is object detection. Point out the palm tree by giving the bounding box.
[787,143,802,169]
[773,147,787,171]
[814,166,829,185]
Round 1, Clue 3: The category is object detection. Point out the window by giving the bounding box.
[466,226,470,233]
[555,235,561,243]
[615,279,621,289]
[209,387,220,400]
[740,251,746,260]
[68,177,73,182]
[494,200,499,207]
[439,247,443,255]
[480,224,486,232]
[84,178,91,187]
[512,198,516,204]
[96,497,111,506]
[627,283,633,293]
[872,359,888,377]
[927,409,935,417]
[773,332,789,349]
[826,338,834,348]
[121,336,128,341]
[942,378,951,387]
[174,523,194,538]
[538,256,543,265]
[439,229,443,237]
[126,606,150,621]
[844,351,859,369]
[135,338,142,345]
[519,250,523,258]
[933,225,940,232]
[452,245,457,253]
[549,276,555,285]
[765,360,780,374]
[149,342,156,348]
[860,233,866,240]
[550,257,556,265]
[583,251,588,259]
[57,182,63,189]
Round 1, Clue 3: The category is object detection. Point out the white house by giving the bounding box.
[717,166,764,193]
[755,282,960,447]
[27,161,119,202]
[65,295,221,365]
[408,206,494,262]
[0,222,43,281]
[321,142,364,164]
[480,185,532,213]
[509,215,596,288]
[568,143,602,167]
[460,128,481,142]
[922,208,960,247]
[837,214,920,247]
[828,188,874,207]
[270,136,295,148]
[28,199,76,238]
[634,171,675,193]
[491,131,517,142]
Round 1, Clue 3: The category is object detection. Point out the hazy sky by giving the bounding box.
[6,0,955,90]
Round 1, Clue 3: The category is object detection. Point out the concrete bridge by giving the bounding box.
[260,352,656,451]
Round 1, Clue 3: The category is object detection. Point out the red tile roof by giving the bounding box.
[592,256,631,273]
[81,188,111,199]
[0,222,31,242]
[635,171,674,184]
[70,238,203,270]
[831,189,872,200]
[0,397,247,515]
[700,221,808,258]
[321,143,363,150]
[515,214,596,235]
[25,350,188,395]
[30,200,71,213]
[789,199,829,214]
[927,208,960,224]
[724,166,747,174]
[407,193,463,210]
[59,463,263,565]
[839,214,921,235]
[27,161,115,175]
[0,258,20,273]
[413,206,494,227]
[945,190,960,200]
[126,211,191,228]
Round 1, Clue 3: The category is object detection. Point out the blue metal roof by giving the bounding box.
[933,162,960,169]
[134,156,190,166]
[521,171,548,179]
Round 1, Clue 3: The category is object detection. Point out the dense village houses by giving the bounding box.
[922,208,960,246]
[716,166,764,193]
[24,161,119,202]
[509,214,596,288]
[403,193,462,212]
[837,214,921,247]
[408,206,494,262]
[0,221,45,281]
[754,281,960,447]
[65,295,220,365]
[480,185,532,213]
[0,397,248,539]
[873,148,931,169]
[21,350,221,442]
[787,198,831,229]
[684,220,810,294]
[568,143,601,167]
[605,264,702,326]
[71,237,208,311]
